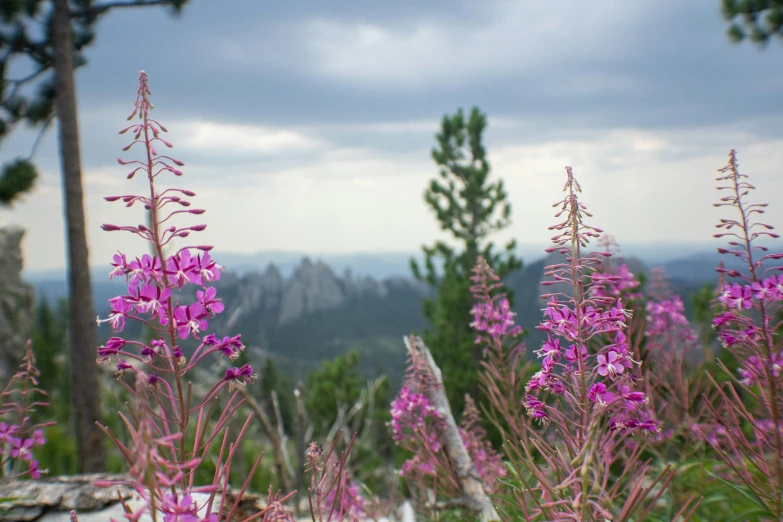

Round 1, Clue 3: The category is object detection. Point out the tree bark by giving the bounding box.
[51,0,105,473]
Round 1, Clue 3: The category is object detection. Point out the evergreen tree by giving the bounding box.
[411,106,521,417]
[259,358,294,433]
[305,350,363,435]
[722,0,783,46]
[0,159,37,206]
[30,296,70,415]
[1,0,190,473]
[30,296,79,475]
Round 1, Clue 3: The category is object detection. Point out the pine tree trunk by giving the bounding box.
[51,0,105,473]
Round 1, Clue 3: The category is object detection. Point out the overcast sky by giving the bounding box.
[1,0,782,272]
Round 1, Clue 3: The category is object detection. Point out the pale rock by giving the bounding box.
[0,227,35,380]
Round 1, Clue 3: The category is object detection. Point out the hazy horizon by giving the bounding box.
[22,239,736,281]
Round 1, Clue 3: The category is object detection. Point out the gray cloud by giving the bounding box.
[68,0,781,133]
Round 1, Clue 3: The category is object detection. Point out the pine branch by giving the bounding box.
[70,0,177,18]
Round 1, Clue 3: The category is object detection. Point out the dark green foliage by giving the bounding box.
[29,297,70,422]
[692,281,720,348]
[0,157,37,206]
[722,0,783,46]
[303,351,395,449]
[259,358,294,432]
[305,350,364,433]
[29,296,80,474]
[411,106,522,416]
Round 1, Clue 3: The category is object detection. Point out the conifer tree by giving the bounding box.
[722,0,783,46]
[0,159,37,206]
[411,106,521,417]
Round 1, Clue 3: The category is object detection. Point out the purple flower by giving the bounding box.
[32,429,46,447]
[565,343,587,364]
[223,364,255,388]
[166,250,197,289]
[97,345,120,361]
[596,350,624,378]
[127,254,162,288]
[588,382,615,405]
[11,437,33,461]
[173,303,208,339]
[0,422,17,443]
[98,296,133,331]
[137,282,171,321]
[193,252,223,285]
[202,333,220,345]
[212,335,244,360]
[116,359,133,375]
[162,494,199,522]
[719,283,754,310]
[140,345,156,363]
[751,278,777,301]
[29,460,41,479]
[110,252,129,279]
[196,287,224,315]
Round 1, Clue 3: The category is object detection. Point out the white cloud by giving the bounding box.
[8,119,782,273]
[173,121,325,155]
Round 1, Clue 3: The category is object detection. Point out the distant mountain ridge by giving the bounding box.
[25,241,747,283]
[26,245,768,386]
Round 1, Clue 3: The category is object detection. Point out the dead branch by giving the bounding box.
[238,386,293,492]
[403,335,499,522]
[271,390,296,481]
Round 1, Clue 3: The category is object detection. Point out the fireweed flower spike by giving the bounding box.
[88,72,285,522]
[471,167,698,520]
[637,268,719,453]
[708,149,783,518]
[0,341,55,480]
[469,256,532,446]
[529,168,653,437]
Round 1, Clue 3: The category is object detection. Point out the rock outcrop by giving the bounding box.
[0,227,35,380]
[213,257,428,329]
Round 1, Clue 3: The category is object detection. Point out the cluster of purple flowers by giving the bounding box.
[390,386,442,447]
[0,341,53,481]
[718,277,783,310]
[646,296,692,335]
[96,72,253,391]
[0,424,46,479]
[470,295,522,346]
[591,263,643,302]
[713,278,783,386]
[704,150,783,518]
[389,370,505,499]
[85,71,271,522]
[467,171,681,520]
[390,385,443,480]
[525,267,655,434]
